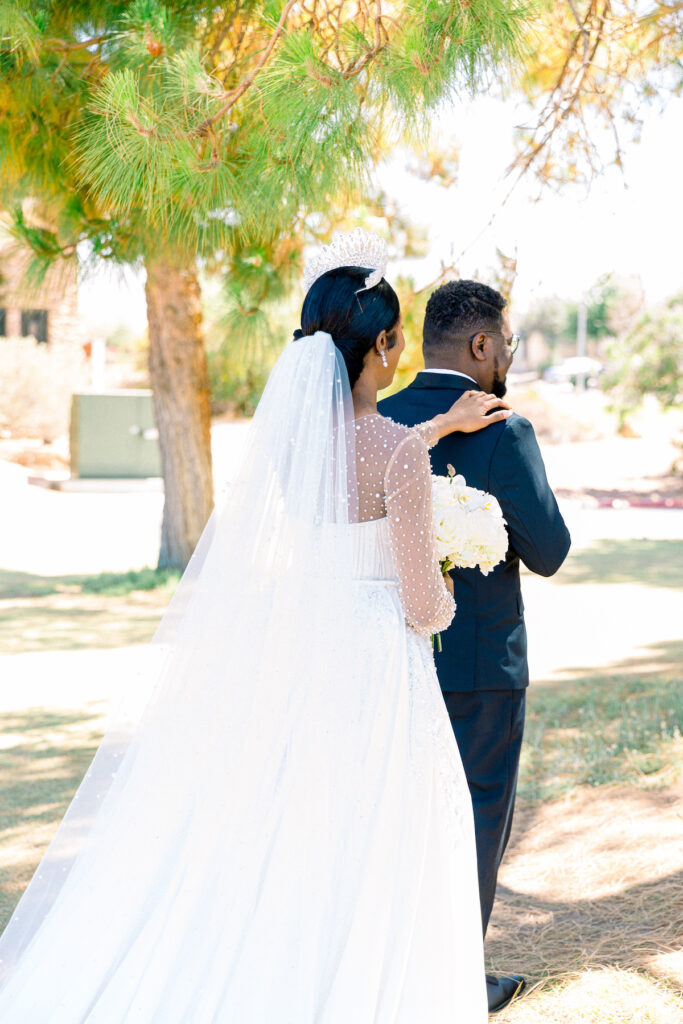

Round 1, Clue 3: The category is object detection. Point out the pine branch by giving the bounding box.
[2,1,537,253]
[41,34,111,52]
[196,0,300,133]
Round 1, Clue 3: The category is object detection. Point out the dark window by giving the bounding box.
[0,309,6,337]
[21,309,48,344]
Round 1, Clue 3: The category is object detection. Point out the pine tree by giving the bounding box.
[0,0,531,568]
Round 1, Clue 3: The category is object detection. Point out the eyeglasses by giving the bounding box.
[469,330,520,355]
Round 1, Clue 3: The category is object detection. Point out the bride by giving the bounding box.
[0,231,509,1022]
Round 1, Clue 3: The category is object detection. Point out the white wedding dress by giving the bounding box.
[0,335,486,1021]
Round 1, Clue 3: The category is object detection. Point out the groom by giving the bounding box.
[379,280,571,1014]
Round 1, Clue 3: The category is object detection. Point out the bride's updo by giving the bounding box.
[294,267,400,387]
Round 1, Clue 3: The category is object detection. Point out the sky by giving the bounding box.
[374,93,683,311]
[78,92,683,336]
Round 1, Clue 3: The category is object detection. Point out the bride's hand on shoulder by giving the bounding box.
[438,391,511,437]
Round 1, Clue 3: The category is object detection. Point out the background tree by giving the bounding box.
[511,1,683,185]
[520,276,644,361]
[0,0,531,568]
[602,293,683,428]
[565,276,619,342]
[520,295,573,352]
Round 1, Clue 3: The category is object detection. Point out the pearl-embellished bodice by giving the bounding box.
[351,414,454,635]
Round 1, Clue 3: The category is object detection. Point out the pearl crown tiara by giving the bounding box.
[302,228,389,294]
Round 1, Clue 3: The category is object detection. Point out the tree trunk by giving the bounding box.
[145,251,213,570]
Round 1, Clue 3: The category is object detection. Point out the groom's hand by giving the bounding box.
[435,391,511,438]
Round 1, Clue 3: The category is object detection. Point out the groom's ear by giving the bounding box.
[470,333,490,362]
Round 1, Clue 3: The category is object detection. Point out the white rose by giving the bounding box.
[431,473,508,575]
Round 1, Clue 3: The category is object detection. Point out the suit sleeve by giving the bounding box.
[489,415,571,577]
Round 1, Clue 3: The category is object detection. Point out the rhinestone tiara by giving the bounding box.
[302,228,389,294]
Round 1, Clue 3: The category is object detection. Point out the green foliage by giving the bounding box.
[0,0,532,398]
[207,347,274,417]
[201,248,298,414]
[0,564,179,601]
[520,295,571,349]
[0,1,532,253]
[0,2,41,61]
[78,566,180,596]
[522,277,625,350]
[566,277,618,341]
[602,294,683,418]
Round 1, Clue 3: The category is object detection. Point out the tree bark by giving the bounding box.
[145,251,214,570]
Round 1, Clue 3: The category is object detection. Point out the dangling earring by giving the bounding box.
[380,351,388,367]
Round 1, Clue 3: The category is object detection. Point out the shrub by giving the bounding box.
[602,295,683,427]
[0,338,87,441]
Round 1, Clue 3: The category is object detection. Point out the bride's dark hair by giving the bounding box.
[294,266,400,387]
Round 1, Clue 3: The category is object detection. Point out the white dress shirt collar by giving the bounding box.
[421,368,478,385]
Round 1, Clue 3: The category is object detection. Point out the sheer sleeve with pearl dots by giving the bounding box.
[352,413,455,635]
[383,433,455,635]
[410,420,441,449]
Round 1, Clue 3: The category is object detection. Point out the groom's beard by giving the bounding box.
[492,357,507,398]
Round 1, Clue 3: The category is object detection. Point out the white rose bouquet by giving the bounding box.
[430,465,508,651]
[432,464,508,577]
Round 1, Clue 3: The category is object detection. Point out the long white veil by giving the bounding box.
[0,332,362,1009]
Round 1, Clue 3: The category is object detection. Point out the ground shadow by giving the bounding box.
[547,538,683,589]
[0,604,164,654]
[487,860,683,995]
[521,644,683,802]
[0,705,104,927]
[534,637,683,688]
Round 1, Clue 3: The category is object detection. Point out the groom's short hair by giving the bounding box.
[423,280,506,354]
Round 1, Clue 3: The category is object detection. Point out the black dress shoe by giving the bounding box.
[486,973,526,1014]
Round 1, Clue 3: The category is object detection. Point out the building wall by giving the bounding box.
[0,240,82,347]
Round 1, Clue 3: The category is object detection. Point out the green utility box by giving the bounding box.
[70,390,162,479]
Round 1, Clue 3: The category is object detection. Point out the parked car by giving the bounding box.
[543,356,604,387]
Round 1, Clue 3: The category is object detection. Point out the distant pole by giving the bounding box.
[576,301,587,392]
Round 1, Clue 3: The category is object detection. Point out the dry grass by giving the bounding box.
[498,969,682,1024]
[488,785,683,972]
[486,696,683,1022]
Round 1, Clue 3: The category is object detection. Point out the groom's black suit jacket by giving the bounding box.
[379,372,571,692]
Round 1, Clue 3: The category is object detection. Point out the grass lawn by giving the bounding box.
[0,545,682,1020]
